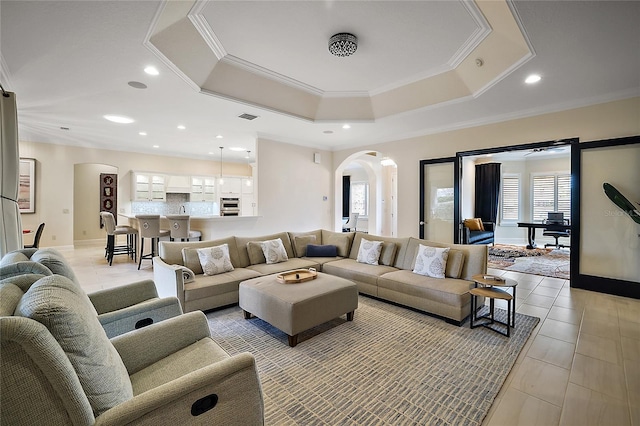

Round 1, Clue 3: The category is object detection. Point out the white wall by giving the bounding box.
[333,97,640,240]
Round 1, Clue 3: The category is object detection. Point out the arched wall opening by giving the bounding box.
[334,151,397,236]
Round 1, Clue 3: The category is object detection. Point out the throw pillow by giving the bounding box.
[463,218,484,231]
[413,244,450,278]
[305,244,338,257]
[260,238,289,264]
[15,275,133,417]
[293,235,317,257]
[356,238,383,265]
[197,244,234,276]
[445,249,465,279]
[246,241,267,265]
[182,248,204,275]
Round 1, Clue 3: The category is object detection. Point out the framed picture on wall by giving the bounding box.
[18,158,36,213]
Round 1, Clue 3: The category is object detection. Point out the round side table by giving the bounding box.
[471,274,518,328]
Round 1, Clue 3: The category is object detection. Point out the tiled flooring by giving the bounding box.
[59,244,639,426]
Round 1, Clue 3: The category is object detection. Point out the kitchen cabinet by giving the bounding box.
[219,177,241,195]
[166,175,191,193]
[241,178,256,215]
[132,173,166,201]
[191,176,217,202]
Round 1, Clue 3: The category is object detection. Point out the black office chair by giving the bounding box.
[24,223,45,249]
[543,214,570,249]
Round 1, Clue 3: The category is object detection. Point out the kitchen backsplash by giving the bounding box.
[132,193,219,215]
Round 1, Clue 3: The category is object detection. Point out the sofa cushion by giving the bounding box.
[246,241,266,265]
[261,238,289,264]
[292,235,317,257]
[412,245,449,278]
[306,244,337,257]
[321,230,354,257]
[0,282,24,315]
[14,275,133,417]
[163,237,242,270]
[445,249,465,279]
[197,244,234,276]
[322,258,397,287]
[379,242,398,266]
[356,238,383,265]
[184,268,261,302]
[30,248,80,285]
[235,232,295,267]
[288,230,323,256]
[378,270,473,307]
[246,258,319,276]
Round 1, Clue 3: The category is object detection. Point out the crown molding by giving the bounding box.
[189,2,226,60]
[448,0,492,69]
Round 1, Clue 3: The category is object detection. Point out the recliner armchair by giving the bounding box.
[1,274,265,425]
[0,248,183,338]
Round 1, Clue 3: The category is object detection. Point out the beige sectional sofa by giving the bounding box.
[153,230,487,325]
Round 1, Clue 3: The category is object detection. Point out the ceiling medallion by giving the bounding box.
[329,33,358,57]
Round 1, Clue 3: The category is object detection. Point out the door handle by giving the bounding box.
[419,221,425,225]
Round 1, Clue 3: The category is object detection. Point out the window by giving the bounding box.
[500,174,520,224]
[532,172,571,221]
[351,181,369,216]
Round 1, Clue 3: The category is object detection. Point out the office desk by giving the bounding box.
[517,222,571,249]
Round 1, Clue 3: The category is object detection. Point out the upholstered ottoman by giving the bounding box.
[239,271,358,347]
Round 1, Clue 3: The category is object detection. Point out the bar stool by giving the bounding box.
[100,212,138,265]
[135,215,170,270]
[165,215,202,242]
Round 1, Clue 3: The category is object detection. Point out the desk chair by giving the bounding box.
[543,212,570,249]
[24,223,45,249]
[135,215,170,269]
[166,215,202,241]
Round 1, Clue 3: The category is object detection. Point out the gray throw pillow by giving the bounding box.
[14,275,133,417]
[293,235,317,257]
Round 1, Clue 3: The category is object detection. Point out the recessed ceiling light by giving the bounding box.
[208,152,214,155]
[342,124,351,130]
[229,147,245,152]
[104,115,134,124]
[152,145,159,148]
[216,134,223,139]
[139,131,147,136]
[525,74,541,84]
[144,66,159,76]
[177,125,186,130]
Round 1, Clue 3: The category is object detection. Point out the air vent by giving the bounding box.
[238,113,258,121]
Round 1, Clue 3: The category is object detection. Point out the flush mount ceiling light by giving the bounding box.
[525,74,542,84]
[138,131,147,136]
[104,115,134,124]
[229,147,245,152]
[177,125,186,130]
[342,124,351,130]
[216,134,223,139]
[329,33,358,57]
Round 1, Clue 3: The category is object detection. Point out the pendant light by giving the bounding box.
[219,146,224,185]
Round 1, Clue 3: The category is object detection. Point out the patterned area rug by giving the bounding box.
[207,295,539,425]
[488,244,570,279]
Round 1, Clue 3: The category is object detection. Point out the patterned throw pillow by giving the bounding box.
[356,238,383,265]
[413,244,450,278]
[197,244,234,276]
[260,238,289,264]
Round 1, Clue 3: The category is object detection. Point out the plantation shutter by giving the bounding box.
[532,175,556,221]
[501,175,519,222]
[557,174,571,218]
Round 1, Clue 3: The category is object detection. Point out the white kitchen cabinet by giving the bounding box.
[241,194,257,216]
[241,178,253,194]
[191,176,217,202]
[132,173,166,201]
[219,177,241,195]
[166,175,191,193]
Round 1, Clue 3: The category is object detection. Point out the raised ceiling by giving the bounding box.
[1,1,638,161]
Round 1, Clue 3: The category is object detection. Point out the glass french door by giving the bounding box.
[419,158,458,242]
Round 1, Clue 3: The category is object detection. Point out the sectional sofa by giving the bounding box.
[154,230,488,325]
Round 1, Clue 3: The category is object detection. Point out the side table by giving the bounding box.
[470,286,513,337]
[471,274,518,327]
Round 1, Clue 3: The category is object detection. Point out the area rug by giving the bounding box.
[207,295,539,425]
[488,244,570,279]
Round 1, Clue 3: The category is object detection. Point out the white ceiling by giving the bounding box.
[1,1,638,163]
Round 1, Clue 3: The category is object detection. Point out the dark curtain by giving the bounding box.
[474,163,501,223]
[342,175,350,218]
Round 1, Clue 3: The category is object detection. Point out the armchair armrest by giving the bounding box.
[89,280,159,314]
[152,257,186,308]
[482,222,495,232]
[462,226,471,244]
[112,311,211,375]
[95,352,264,426]
[98,297,183,339]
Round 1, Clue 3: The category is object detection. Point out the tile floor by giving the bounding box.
[57,244,639,426]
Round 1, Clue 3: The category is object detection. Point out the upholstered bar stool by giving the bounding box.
[166,215,202,242]
[135,215,170,270]
[100,212,138,266]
